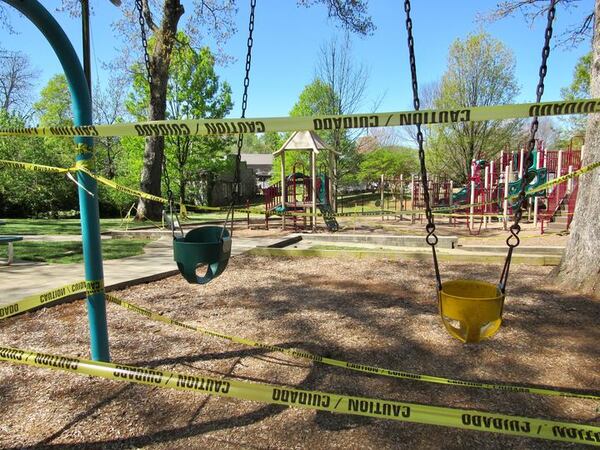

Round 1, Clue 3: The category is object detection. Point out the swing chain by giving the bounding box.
[162,152,180,238]
[404,0,442,291]
[234,0,256,199]
[501,0,556,291]
[224,0,256,237]
[134,0,153,87]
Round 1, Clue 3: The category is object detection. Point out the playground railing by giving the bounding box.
[540,176,568,232]
[566,181,579,230]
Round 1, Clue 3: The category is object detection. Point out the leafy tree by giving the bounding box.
[560,52,591,136]
[0,110,76,217]
[427,32,522,181]
[358,147,418,183]
[225,132,284,154]
[103,0,375,220]
[127,33,233,206]
[33,74,72,126]
[262,131,285,153]
[270,80,346,184]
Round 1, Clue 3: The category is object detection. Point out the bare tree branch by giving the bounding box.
[297,0,375,35]
[480,0,593,48]
[0,48,40,116]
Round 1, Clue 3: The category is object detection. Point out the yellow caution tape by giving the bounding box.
[0,280,100,320]
[77,165,168,204]
[3,156,599,222]
[1,98,600,137]
[526,160,600,196]
[106,295,600,401]
[0,159,71,173]
[1,345,598,445]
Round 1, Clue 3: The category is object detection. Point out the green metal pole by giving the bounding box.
[4,0,110,361]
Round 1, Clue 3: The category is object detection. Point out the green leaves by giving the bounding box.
[33,74,72,127]
[559,52,591,138]
[125,32,234,205]
[427,32,522,181]
[358,147,418,182]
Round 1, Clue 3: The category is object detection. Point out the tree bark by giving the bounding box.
[552,0,600,297]
[136,0,183,220]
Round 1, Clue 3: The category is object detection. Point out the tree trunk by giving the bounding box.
[552,0,600,297]
[135,0,183,220]
[179,166,186,205]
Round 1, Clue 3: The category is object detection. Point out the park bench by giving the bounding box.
[1,220,24,265]
[0,236,23,265]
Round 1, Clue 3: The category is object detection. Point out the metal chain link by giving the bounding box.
[162,152,181,238]
[500,0,557,291]
[135,0,153,86]
[223,0,256,237]
[404,0,442,291]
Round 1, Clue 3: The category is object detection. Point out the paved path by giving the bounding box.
[0,236,285,305]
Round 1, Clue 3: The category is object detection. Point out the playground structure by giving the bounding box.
[407,141,582,235]
[262,131,339,232]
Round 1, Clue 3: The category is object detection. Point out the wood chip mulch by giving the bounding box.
[0,255,598,449]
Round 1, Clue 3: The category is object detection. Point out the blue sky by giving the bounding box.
[0,1,593,119]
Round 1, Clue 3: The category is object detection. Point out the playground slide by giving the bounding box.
[451,186,469,204]
[507,168,548,199]
[318,204,339,232]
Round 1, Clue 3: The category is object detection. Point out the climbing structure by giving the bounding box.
[263,131,339,232]
[419,140,582,235]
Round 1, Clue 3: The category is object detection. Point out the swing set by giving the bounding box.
[132,0,257,285]
[404,0,558,343]
[132,0,560,344]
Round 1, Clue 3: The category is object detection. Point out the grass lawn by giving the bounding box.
[0,218,156,235]
[0,212,266,236]
[0,239,154,264]
[310,244,388,251]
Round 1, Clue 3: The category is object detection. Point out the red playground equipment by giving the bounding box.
[263,164,332,230]
[410,140,582,235]
[263,131,339,232]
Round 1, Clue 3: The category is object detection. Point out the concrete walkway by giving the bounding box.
[0,235,287,306]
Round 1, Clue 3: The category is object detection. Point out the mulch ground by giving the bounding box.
[0,254,598,449]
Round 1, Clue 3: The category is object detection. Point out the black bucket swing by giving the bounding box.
[403,0,557,343]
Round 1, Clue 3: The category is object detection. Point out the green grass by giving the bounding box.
[0,218,157,235]
[0,239,154,264]
[0,213,267,236]
[310,244,388,251]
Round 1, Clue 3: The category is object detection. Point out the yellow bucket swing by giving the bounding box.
[403,0,557,343]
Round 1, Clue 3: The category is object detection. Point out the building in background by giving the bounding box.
[241,153,274,189]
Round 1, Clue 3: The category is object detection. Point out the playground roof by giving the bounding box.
[273,131,340,156]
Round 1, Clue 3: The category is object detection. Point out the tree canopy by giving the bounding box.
[426,32,522,181]
[127,32,233,205]
[560,51,591,138]
[358,147,418,183]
